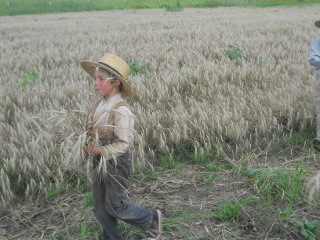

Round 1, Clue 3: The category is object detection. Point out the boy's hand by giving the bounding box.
[84,143,102,156]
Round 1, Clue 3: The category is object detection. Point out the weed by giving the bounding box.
[132,167,146,181]
[271,206,320,240]
[224,44,244,62]
[276,205,292,217]
[159,153,182,171]
[118,222,146,239]
[187,75,197,84]
[245,164,308,203]
[81,191,93,215]
[204,160,233,172]
[83,192,93,207]
[4,102,14,125]
[42,184,66,201]
[21,69,40,88]
[128,59,147,76]
[296,220,320,240]
[193,146,221,164]
[80,224,88,240]
[258,58,266,67]
[149,168,160,181]
[162,216,184,232]
[210,199,242,221]
[200,172,218,183]
[78,181,91,193]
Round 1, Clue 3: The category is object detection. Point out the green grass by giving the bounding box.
[245,164,308,204]
[1,0,319,16]
[21,69,40,88]
[210,198,243,221]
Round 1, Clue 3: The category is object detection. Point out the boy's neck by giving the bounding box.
[104,89,121,100]
[104,91,120,100]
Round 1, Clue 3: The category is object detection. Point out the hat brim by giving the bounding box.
[81,60,133,97]
[315,20,320,28]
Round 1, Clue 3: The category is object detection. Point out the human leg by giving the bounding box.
[312,69,320,150]
[94,152,162,239]
[104,152,154,230]
[92,175,124,240]
[92,155,125,240]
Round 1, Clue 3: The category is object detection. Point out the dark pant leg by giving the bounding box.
[104,152,153,230]
[313,69,320,141]
[92,152,153,239]
[92,174,124,240]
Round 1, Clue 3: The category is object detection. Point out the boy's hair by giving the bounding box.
[108,71,123,92]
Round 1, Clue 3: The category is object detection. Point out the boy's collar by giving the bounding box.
[102,93,122,103]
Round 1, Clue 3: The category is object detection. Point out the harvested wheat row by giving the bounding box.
[0,6,318,208]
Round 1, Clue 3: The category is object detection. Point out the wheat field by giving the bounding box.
[0,6,318,209]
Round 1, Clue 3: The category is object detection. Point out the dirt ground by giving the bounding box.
[1,152,320,240]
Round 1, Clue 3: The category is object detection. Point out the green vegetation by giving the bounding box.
[164,0,184,12]
[296,220,320,240]
[224,44,244,62]
[128,59,147,76]
[245,164,308,204]
[1,0,319,16]
[21,69,40,88]
[4,102,14,125]
[210,199,242,221]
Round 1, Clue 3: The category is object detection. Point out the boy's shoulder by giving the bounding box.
[112,100,130,109]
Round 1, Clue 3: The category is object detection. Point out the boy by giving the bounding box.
[309,20,320,151]
[81,53,162,240]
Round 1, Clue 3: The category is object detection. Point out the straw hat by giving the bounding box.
[81,53,133,96]
[315,20,320,28]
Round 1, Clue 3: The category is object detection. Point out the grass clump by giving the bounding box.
[224,44,244,62]
[245,164,308,204]
[210,199,242,221]
[21,69,40,88]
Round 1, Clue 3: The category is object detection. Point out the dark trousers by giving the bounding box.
[92,152,153,240]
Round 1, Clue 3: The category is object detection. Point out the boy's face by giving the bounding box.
[93,69,120,99]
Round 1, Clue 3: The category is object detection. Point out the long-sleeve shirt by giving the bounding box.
[309,36,320,69]
[87,93,134,162]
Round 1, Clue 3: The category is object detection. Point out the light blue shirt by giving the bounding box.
[309,36,320,68]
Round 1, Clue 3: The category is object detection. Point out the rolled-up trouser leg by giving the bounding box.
[313,69,320,141]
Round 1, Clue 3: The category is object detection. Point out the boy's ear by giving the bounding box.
[113,79,121,87]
